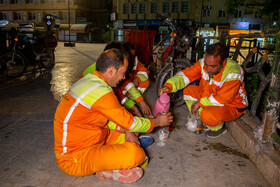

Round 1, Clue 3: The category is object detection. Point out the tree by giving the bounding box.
[261,33,280,142]
[225,0,245,18]
[261,0,280,25]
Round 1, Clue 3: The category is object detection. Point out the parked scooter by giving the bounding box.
[156,14,193,107]
[0,28,57,77]
[0,28,27,77]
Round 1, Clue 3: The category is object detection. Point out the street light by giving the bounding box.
[64,0,75,47]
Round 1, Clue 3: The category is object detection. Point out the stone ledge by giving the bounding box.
[228,117,280,187]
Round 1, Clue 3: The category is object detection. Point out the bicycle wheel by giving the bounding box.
[156,58,192,107]
[40,49,55,68]
[0,51,27,77]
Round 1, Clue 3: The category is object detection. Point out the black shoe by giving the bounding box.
[205,125,227,138]
[202,124,210,131]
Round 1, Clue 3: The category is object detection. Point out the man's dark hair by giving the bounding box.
[123,42,136,74]
[123,41,135,51]
[96,48,128,73]
[205,42,228,64]
[104,41,124,51]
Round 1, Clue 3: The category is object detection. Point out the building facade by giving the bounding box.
[112,0,275,33]
[0,0,112,42]
[112,0,196,29]
[0,0,94,25]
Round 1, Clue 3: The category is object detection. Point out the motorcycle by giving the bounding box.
[0,28,57,77]
[155,14,193,107]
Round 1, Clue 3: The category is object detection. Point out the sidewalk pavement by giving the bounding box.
[0,42,275,187]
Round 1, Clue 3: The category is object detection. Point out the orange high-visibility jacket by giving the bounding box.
[54,71,155,157]
[163,58,248,110]
[80,62,136,109]
[120,57,149,103]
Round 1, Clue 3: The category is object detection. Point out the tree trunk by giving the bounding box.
[261,32,280,142]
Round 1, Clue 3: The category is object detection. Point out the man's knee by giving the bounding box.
[200,108,223,127]
[125,143,146,166]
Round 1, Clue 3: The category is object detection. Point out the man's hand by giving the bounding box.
[130,105,143,117]
[191,102,200,115]
[125,131,140,145]
[139,100,152,116]
[154,112,173,127]
[158,86,170,96]
[133,78,139,87]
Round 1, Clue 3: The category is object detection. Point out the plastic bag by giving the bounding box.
[185,114,200,132]
[253,126,263,141]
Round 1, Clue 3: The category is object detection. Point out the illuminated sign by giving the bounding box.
[230,22,249,30]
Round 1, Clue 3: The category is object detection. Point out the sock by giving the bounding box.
[208,122,224,131]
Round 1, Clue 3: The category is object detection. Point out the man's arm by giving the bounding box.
[94,91,172,133]
[161,60,202,94]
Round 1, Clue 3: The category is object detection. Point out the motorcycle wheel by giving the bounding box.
[0,51,27,77]
[156,58,192,107]
[40,49,55,68]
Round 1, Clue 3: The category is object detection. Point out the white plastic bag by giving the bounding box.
[186,114,200,132]
[253,126,263,141]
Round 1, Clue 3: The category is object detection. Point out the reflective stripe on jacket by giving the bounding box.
[54,71,155,156]
[120,57,149,103]
[163,58,248,109]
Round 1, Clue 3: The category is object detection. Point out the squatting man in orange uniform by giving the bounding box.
[159,42,248,138]
[54,48,173,183]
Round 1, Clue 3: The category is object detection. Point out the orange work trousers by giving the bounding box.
[183,85,243,127]
[56,130,146,176]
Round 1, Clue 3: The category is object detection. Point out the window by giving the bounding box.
[139,2,145,14]
[0,0,3,4]
[70,11,73,21]
[123,3,129,14]
[218,10,226,17]
[151,2,157,14]
[238,10,243,17]
[37,12,41,21]
[1,12,7,20]
[203,9,210,17]
[202,6,211,17]
[25,0,33,3]
[20,0,23,5]
[5,0,8,6]
[10,0,18,4]
[255,10,262,18]
[59,11,67,20]
[28,12,36,20]
[8,12,12,20]
[40,0,48,3]
[131,3,137,14]
[22,12,26,21]
[163,2,170,14]
[172,2,179,13]
[14,12,21,20]
[245,10,253,15]
[57,0,65,3]
[35,0,38,5]
[181,1,188,13]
